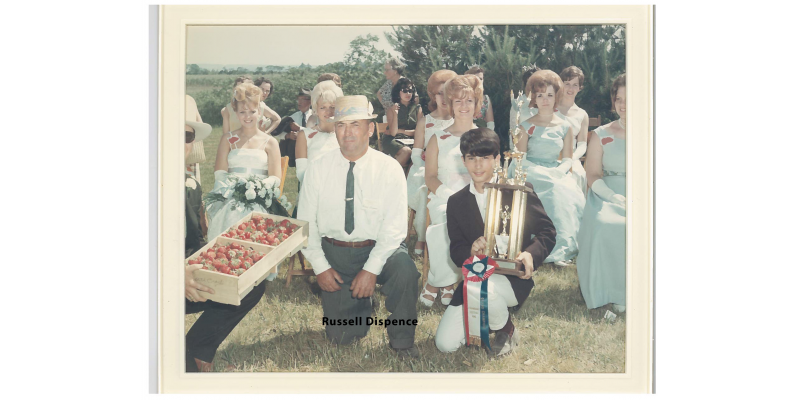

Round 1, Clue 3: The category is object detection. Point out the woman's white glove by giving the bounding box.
[556,158,573,174]
[296,158,308,184]
[487,121,495,131]
[591,179,625,205]
[411,148,424,166]
[573,141,587,160]
[213,170,229,191]
[435,186,455,200]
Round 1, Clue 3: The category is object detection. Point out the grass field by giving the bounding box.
[185,125,625,373]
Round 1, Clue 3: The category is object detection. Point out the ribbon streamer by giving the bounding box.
[461,255,498,350]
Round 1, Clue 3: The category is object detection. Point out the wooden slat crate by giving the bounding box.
[187,212,309,305]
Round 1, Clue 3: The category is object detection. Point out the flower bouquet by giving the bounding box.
[204,174,291,217]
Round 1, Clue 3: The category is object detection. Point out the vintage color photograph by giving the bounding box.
[181,22,630,374]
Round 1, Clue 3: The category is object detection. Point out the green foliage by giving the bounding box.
[481,25,626,133]
[187,26,625,139]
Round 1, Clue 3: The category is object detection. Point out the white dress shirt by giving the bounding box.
[298,148,408,275]
[469,180,487,223]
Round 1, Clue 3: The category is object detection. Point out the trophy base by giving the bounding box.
[492,259,524,277]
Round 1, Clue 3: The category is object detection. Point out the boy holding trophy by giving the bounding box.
[434,128,556,356]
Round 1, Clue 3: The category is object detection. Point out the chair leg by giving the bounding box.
[406,209,415,246]
[285,254,295,288]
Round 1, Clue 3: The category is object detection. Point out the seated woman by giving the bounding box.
[435,128,556,356]
[422,75,482,307]
[383,77,418,169]
[464,65,495,132]
[407,69,457,255]
[294,80,344,185]
[512,69,585,266]
[576,74,627,313]
[254,76,280,134]
[206,82,282,277]
[291,80,344,219]
[221,76,281,137]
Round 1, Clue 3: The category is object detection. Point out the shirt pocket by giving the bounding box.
[360,194,383,226]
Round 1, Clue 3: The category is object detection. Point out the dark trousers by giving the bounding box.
[184,280,266,372]
[320,240,420,349]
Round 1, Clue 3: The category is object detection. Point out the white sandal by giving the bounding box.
[440,285,455,306]
[419,285,438,307]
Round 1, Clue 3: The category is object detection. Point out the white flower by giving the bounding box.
[245,188,257,200]
[185,177,197,190]
[272,187,280,198]
[254,180,263,190]
[264,196,273,208]
[279,195,292,210]
[258,187,268,198]
[246,181,255,190]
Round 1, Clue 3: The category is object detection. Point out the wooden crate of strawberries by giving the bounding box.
[185,213,309,305]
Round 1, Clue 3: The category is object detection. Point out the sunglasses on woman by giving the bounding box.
[185,130,196,143]
[401,87,415,94]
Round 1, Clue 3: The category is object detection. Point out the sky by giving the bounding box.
[186,25,403,67]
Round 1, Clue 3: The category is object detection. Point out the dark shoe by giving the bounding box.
[392,344,420,360]
[491,328,520,357]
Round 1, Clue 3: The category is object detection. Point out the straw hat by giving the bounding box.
[185,95,212,142]
[333,95,378,122]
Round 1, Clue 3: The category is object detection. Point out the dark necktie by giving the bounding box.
[345,162,355,234]
[301,111,306,127]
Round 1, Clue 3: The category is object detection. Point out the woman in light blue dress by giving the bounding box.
[577,74,627,312]
[512,70,585,265]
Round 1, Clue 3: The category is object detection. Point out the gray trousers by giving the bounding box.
[320,240,420,349]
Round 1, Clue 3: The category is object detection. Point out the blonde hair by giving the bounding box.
[310,80,344,114]
[427,69,457,112]
[232,82,262,111]
[526,69,564,108]
[443,75,484,118]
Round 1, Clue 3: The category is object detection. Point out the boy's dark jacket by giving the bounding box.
[446,182,557,307]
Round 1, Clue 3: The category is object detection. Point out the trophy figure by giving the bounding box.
[495,206,511,259]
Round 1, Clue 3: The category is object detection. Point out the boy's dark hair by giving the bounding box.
[391,77,416,104]
[460,127,500,158]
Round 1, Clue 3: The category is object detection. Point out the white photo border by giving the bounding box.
[157,4,653,393]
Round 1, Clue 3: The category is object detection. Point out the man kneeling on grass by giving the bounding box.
[298,95,421,359]
[434,128,557,356]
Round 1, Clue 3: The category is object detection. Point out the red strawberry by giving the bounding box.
[243,262,252,269]
[212,260,223,269]
[245,232,251,239]
[220,266,231,274]
[245,257,254,266]
[280,219,290,227]
[266,219,274,227]
[206,251,216,259]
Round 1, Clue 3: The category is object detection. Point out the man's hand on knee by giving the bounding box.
[317,268,344,292]
[350,270,377,299]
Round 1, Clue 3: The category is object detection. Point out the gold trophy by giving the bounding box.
[482,91,532,276]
